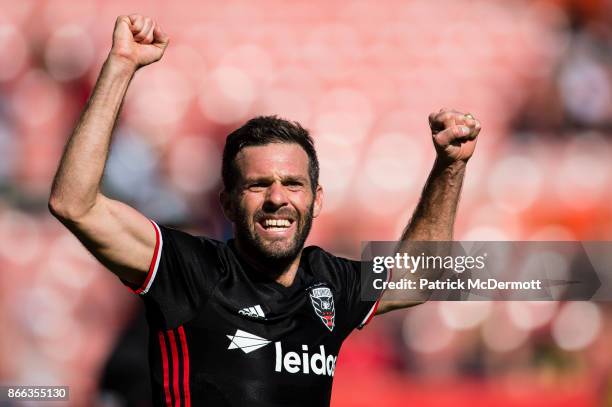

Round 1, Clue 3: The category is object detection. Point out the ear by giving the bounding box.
[312,184,323,218]
[219,189,235,222]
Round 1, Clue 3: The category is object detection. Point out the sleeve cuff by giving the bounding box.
[357,265,391,329]
[130,220,163,295]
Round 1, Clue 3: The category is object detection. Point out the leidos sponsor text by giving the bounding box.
[227,329,337,377]
[274,342,337,377]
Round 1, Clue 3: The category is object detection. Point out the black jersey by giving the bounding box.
[124,221,385,407]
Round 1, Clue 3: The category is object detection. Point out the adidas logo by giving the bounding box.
[238,305,266,319]
[227,329,271,354]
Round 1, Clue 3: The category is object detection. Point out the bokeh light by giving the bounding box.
[552,302,601,351]
[0,1,611,405]
[45,24,95,81]
[0,23,28,82]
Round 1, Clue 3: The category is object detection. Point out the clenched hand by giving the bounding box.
[429,109,481,163]
[110,14,170,70]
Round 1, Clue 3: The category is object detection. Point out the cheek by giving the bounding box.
[239,193,262,217]
[290,191,314,213]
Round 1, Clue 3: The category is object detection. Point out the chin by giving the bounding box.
[258,239,300,260]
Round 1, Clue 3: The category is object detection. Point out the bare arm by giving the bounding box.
[375,109,481,314]
[400,159,466,241]
[49,15,169,285]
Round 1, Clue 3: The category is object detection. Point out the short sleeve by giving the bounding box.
[344,258,389,330]
[321,253,388,332]
[124,221,221,329]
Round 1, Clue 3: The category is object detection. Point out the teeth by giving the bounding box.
[264,219,291,227]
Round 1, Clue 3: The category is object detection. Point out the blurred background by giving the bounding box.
[1,0,612,405]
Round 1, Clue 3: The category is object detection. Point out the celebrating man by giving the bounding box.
[49,14,480,407]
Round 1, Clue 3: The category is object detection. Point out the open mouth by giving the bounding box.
[258,218,295,232]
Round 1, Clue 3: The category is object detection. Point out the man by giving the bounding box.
[49,14,480,407]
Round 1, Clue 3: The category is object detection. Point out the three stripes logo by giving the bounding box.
[238,304,266,319]
[227,329,271,354]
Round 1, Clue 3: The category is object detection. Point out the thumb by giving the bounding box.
[433,125,472,147]
[113,15,137,43]
[114,15,133,32]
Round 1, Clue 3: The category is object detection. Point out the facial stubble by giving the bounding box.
[234,199,315,275]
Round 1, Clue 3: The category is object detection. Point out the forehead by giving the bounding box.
[234,143,310,180]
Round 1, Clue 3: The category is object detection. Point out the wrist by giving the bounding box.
[433,157,467,174]
[104,53,138,77]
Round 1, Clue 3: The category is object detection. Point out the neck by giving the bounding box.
[234,238,303,287]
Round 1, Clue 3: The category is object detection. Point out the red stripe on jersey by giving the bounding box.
[362,297,381,326]
[167,330,181,407]
[158,332,172,407]
[135,220,161,294]
[178,326,191,407]
[361,265,393,327]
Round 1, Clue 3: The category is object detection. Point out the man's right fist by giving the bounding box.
[110,14,169,70]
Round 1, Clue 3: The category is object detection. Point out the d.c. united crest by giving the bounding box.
[309,286,335,331]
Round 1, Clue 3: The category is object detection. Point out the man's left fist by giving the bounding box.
[428,109,481,163]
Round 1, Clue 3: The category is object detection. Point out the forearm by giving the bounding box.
[375,109,479,315]
[401,159,466,242]
[375,160,467,314]
[49,56,136,218]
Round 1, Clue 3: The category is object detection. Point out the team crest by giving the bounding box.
[309,286,335,332]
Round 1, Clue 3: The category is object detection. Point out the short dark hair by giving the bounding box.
[222,115,319,193]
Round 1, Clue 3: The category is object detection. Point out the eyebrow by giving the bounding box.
[242,175,309,184]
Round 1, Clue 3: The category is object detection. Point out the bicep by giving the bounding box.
[61,194,156,286]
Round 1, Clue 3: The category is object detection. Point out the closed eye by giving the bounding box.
[247,182,269,191]
[284,181,304,190]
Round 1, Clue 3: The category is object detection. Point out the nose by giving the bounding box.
[263,181,289,210]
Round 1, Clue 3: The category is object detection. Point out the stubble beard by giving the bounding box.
[234,202,314,274]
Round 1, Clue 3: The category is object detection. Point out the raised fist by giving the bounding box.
[428,109,481,163]
[110,14,169,70]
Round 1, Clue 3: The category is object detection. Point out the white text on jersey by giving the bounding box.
[274,342,337,377]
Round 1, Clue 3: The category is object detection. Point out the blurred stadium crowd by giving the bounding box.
[1,0,612,406]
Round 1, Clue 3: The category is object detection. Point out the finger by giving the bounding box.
[429,109,481,137]
[153,23,169,46]
[428,112,437,124]
[435,112,481,138]
[116,15,131,29]
[142,22,155,44]
[128,14,144,33]
[463,113,480,132]
[434,125,475,146]
[435,110,468,126]
[464,118,477,129]
[472,120,482,138]
[134,18,153,41]
[429,112,445,134]
[430,111,460,133]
